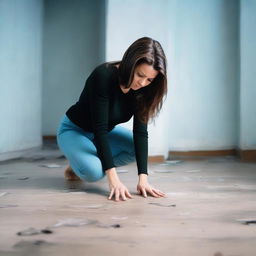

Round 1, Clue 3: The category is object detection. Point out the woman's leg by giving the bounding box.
[57,115,105,182]
[56,115,136,182]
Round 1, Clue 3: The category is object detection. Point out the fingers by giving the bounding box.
[148,189,160,198]
[108,188,114,200]
[120,189,127,201]
[115,188,120,201]
[109,188,133,201]
[157,190,166,197]
[152,188,166,197]
[125,189,133,199]
[119,188,134,201]
[109,186,165,201]
[108,188,166,201]
[137,186,147,197]
[138,186,166,198]
[141,188,147,198]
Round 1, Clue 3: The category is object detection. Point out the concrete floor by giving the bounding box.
[0,143,256,256]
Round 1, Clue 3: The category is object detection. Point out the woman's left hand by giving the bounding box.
[137,174,166,198]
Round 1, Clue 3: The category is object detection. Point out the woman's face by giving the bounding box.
[130,63,158,90]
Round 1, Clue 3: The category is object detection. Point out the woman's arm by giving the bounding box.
[133,113,166,198]
[133,113,148,175]
[91,67,132,201]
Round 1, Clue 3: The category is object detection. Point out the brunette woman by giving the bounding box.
[57,37,167,202]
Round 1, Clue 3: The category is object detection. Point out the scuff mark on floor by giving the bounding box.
[149,202,176,207]
[236,219,256,225]
[17,177,29,180]
[0,204,18,208]
[51,218,98,228]
[38,163,62,168]
[17,227,53,236]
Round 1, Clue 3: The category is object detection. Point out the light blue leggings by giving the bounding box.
[56,114,136,182]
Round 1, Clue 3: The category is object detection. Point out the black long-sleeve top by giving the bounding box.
[66,62,148,175]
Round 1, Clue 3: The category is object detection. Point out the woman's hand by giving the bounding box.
[106,168,133,201]
[137,174,166,198]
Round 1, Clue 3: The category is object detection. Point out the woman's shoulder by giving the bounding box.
[90,61,120,84]
[94,61,119,72]
[86,62,119,92]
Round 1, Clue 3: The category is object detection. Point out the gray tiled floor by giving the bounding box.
[0,144,256,256]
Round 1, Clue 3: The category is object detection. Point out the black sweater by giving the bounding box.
[66,62,148,175]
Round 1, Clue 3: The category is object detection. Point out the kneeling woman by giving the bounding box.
[57,37,168,202]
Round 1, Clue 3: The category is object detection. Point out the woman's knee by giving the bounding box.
[83,169,105,182]
[74,163,105,183]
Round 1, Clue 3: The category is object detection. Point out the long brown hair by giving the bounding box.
[118,37,167,124]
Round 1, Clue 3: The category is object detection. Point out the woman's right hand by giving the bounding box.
[106,168,133,201]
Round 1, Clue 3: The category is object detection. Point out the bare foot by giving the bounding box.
[64,165,81,181]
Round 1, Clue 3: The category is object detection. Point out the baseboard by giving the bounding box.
[43,135,56,140]
[148,155,165,162]
[239,150,256,162]
[169,149,256,162]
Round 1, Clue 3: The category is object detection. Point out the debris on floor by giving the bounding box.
[185,169,201,173]
[166,160,183,164]
[233,184,256,190]
[17,227,53,236]
[0,192,9,197]
[158,160,183,166]
[62,191,87,194]
[17,227,39,236]
[38,163,62,168]
[0,204,18,208]
[236,219,256,225]
[111,216,128,220]
[149,202,176,207]
[41,229,53,234]
[13,240,54,248]
[50,218,123,229]
[153,169,175,173]
[3,172,13,175]
[51,218,98,228]
[110,224,121,228]
[98,223,122,228]
[17,177,29,180]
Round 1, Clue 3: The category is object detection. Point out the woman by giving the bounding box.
[57,37,167,202]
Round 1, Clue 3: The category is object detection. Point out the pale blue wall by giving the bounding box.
[168,0,239,151]
[107,0,240,156]
[0,0,43,160]
[42,0,106,135]
[239,0,256,150]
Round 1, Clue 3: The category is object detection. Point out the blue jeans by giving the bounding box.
[56,115,136,182]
